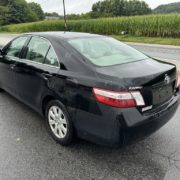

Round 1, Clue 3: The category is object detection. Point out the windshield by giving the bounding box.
[68,37,148,67]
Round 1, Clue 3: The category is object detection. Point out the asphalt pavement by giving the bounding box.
[127,42,180,61]
[0,34,180,179]
[0,92,180,180]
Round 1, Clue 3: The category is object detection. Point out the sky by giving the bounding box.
[26,0,180,15]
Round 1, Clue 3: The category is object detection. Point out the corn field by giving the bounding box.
[0,14,179,38]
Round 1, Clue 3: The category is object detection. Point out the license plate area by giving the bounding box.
[152,85,173,105]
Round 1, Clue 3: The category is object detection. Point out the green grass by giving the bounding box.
[0,14,180,38]
[112,35,180,46]
[0,33,179,46]
[0,14,180,46]
[0,32,19,34]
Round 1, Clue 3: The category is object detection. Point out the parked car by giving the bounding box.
[0,32,179,147]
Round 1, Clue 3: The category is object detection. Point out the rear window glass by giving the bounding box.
[68,37,148,67]
[25,37,50,63]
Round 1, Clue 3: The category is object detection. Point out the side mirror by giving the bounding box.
[0,49,4,56]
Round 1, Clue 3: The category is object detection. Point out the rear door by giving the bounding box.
[14,36,60,110]
[0,36,29,96]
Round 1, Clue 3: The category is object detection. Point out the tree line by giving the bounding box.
[0,0,44,25]
[3,0,176,26]
[154,2,180,14]
[59,0,151,20]
[91,0,151,18]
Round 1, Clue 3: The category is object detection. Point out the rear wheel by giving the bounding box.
[45,100,74,146]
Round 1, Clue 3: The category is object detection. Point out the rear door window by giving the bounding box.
[25,37,50,63]
[44,47,59,67]
[5,36,28,58]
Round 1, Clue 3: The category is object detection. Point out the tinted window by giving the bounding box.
[68,37,148,67]
[25,37,50,63]
[6,36,28,58]
[44,47,59,67]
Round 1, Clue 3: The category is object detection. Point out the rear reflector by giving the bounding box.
[175,71,180,88]
[93,88,145,108]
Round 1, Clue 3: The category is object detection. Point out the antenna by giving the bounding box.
[63,0,67,32]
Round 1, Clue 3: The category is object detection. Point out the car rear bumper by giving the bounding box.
[122,94,179,145]
[71,94,180,147]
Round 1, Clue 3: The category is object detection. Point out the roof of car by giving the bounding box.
[25,31,103,39]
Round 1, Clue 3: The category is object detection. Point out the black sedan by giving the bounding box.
[0,32,179,147]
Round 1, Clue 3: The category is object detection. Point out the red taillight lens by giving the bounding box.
[93,88,145,108]
[175,71,180,88]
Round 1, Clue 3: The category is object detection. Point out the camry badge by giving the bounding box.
[164,74,171,85]
[129,86,143,90]
[142,105,153,112]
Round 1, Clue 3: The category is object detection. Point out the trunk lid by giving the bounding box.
[95,59,176,109]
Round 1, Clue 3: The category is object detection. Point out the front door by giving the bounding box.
[14,36,60,110]
[0,36,28,96]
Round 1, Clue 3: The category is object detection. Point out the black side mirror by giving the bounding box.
[0,49,4,56]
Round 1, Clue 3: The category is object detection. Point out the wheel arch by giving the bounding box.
[42,95,56,116]
[41,94,67,116]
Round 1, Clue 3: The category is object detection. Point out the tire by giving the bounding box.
[45,100,74,146]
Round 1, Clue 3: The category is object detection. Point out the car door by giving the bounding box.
[14,36,60,111]
[0,36,29,96]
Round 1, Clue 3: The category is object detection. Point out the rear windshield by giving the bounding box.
[68,37,148,67]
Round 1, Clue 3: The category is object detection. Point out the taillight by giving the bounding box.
[175,71,180,88]
[93,88,145,108]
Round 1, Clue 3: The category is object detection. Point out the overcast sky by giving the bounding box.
[26,0,180,14]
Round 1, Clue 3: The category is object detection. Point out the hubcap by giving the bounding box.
[48,106,67,139]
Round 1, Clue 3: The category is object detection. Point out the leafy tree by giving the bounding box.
[124,0,151,16]
[0,6,9,25]
[92,0,114,17]
[28,2,45,20]
[0,0,10,25]
[0,0,7,6]
[0,0,45,25]
[112,0,126,16]
[91,0,151,18]
[6,0,38,24]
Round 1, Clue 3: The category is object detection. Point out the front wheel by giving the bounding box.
[45,100,74,146]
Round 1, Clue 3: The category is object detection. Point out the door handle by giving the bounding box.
[10,64,16,70]
[41,73,53,80]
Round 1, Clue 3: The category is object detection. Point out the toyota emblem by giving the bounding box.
[164,74,171,85]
